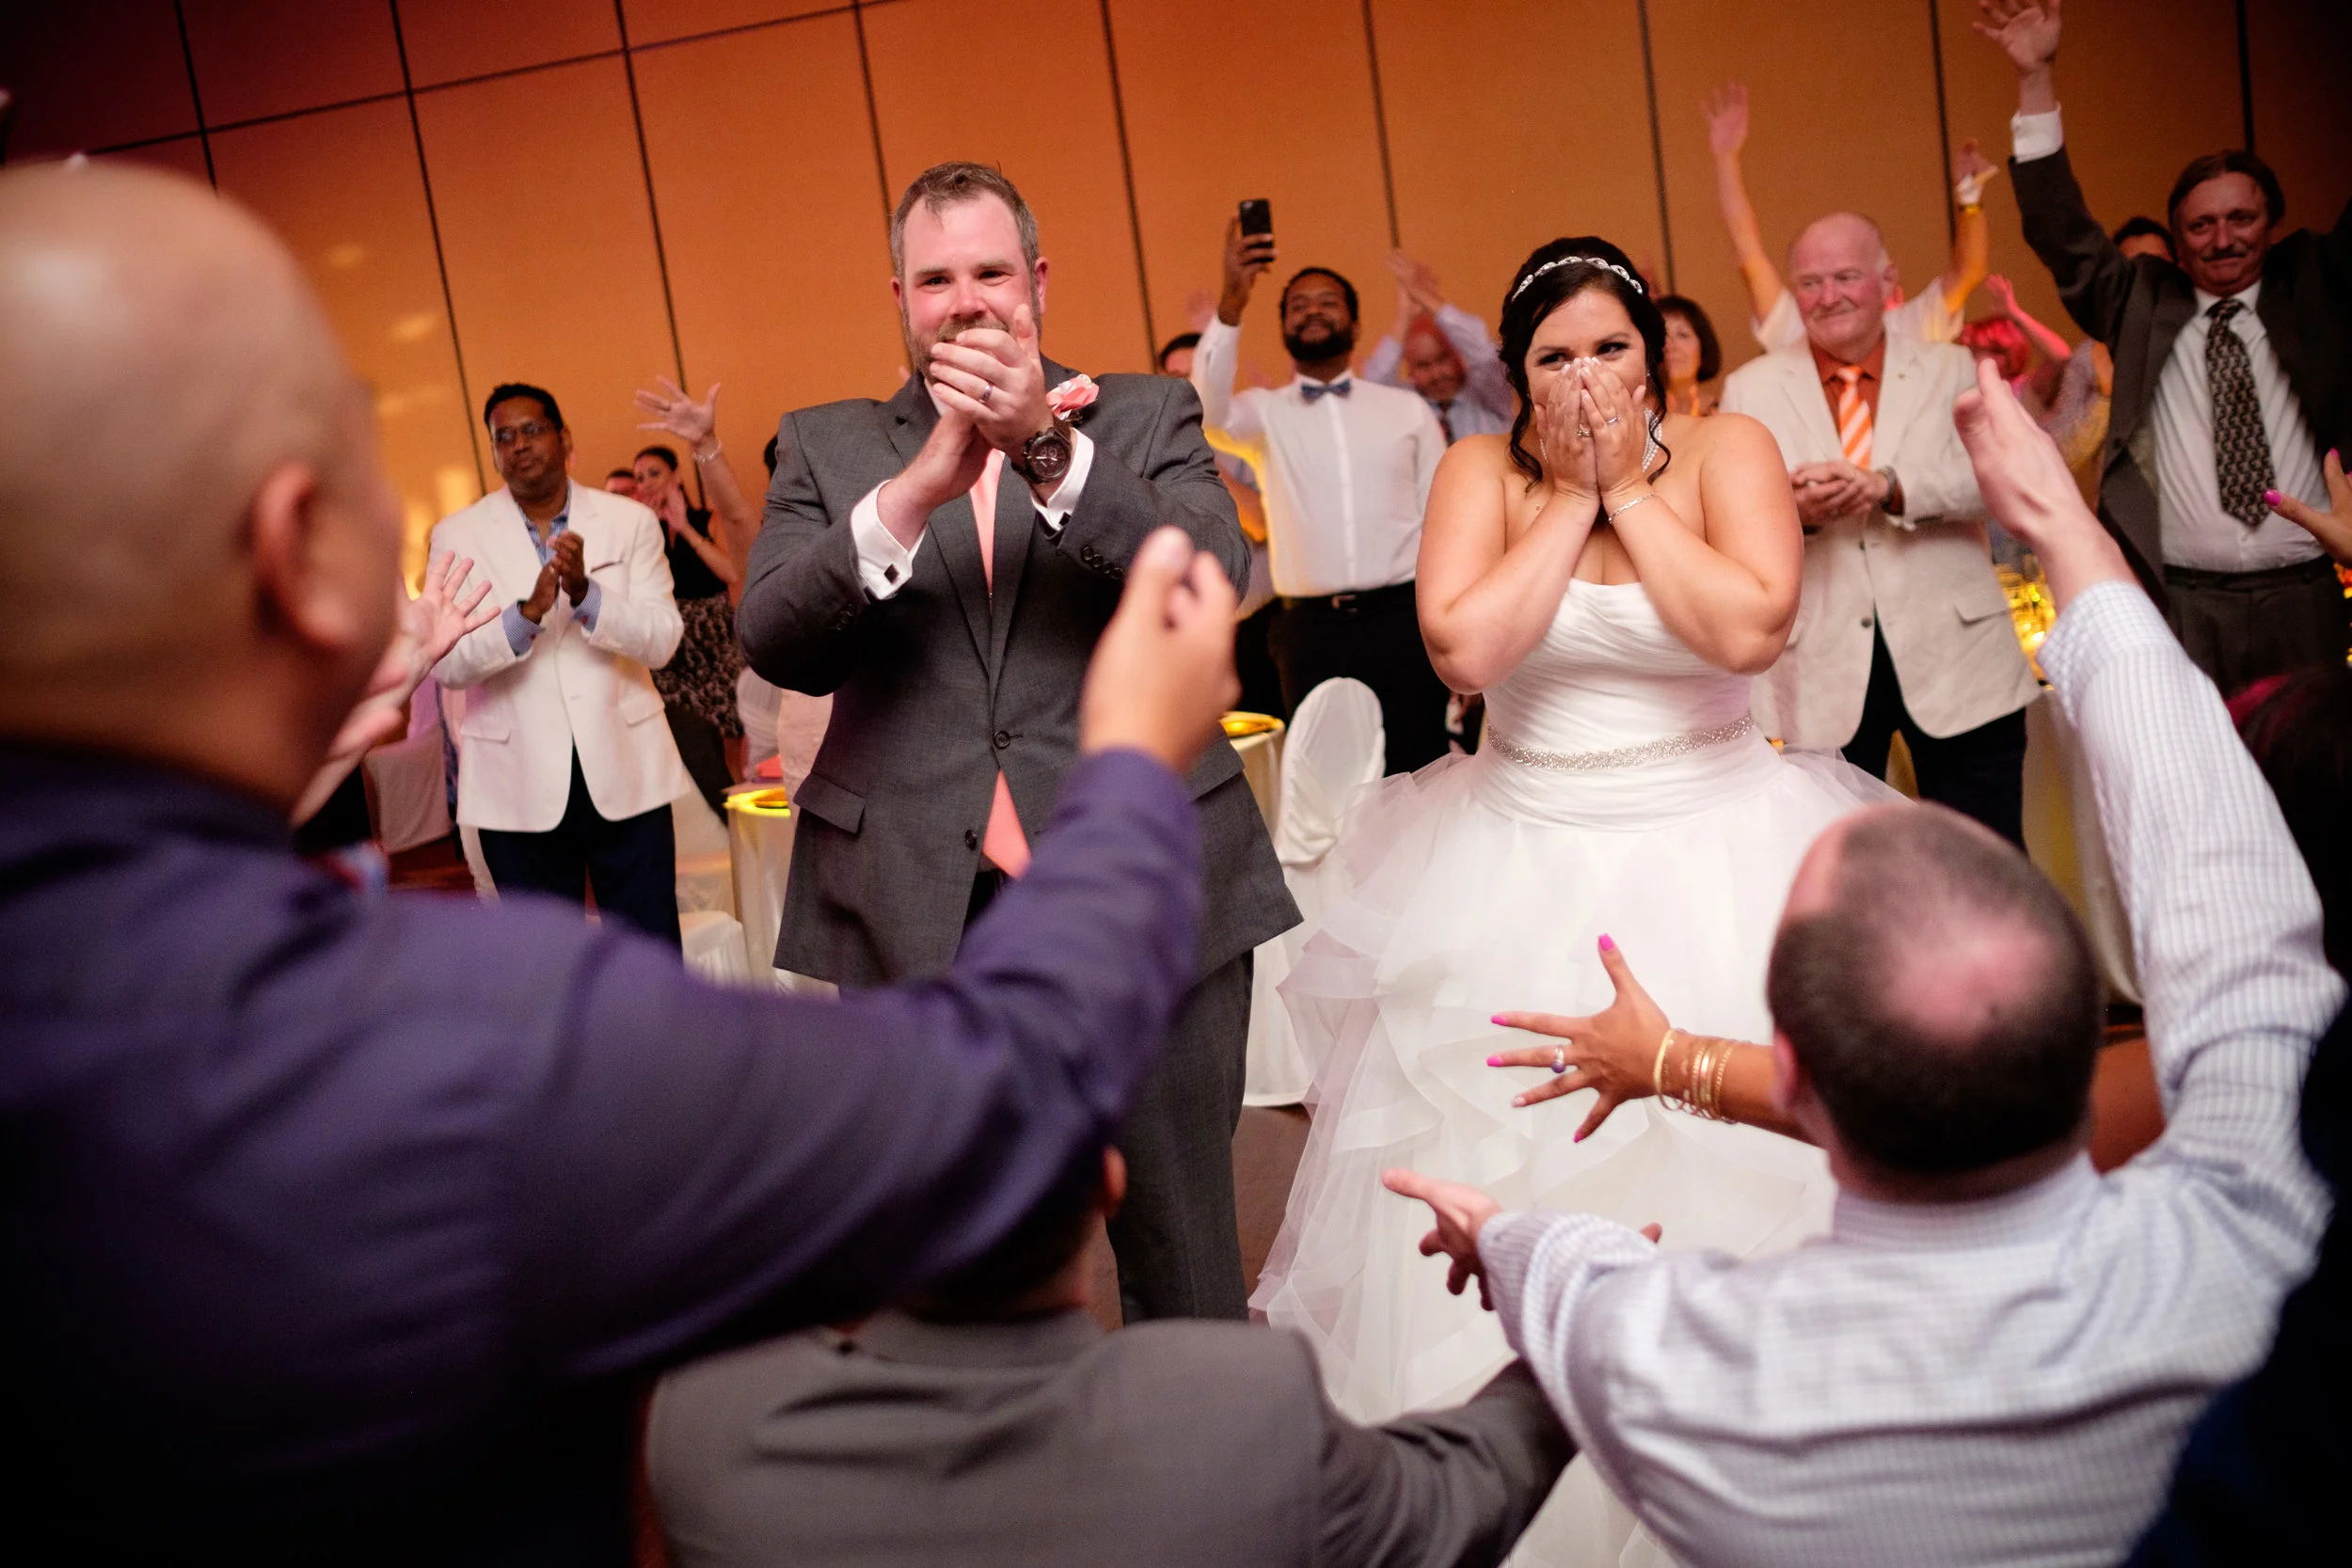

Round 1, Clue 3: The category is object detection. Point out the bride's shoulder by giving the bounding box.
[1442,431,1517,471]
[1664,409,1782,474]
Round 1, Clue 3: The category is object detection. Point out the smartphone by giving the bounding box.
[1237,198,1273,240]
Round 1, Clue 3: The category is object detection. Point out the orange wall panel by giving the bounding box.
[0,1,199,159]
[2249,0,2352,237]
[866,0,1151,373]
[212,98,485,583]
[622,0,840,48]
[1110,0,1397,388]
[98,135,216,186]
[413,57,680,502]
[630,10,909,442]
[1645,0,1950,382]
[397,0,622,88]
[1374,0,1661,357]
[182,0,405,127]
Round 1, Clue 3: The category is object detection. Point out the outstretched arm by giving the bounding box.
[1702,85,1786,333]
[636,376,760,583]
[1938,136,1999,319]
[1987,273,2075,365]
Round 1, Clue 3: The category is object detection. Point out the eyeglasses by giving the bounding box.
[490,420,555,446]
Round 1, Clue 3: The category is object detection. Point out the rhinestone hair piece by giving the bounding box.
[1488,716,1755,773]
[1511,254,1646,303]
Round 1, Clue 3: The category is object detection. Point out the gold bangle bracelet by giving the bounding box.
[1707,1039,1735,1120]
[1652,1026,1677,1095]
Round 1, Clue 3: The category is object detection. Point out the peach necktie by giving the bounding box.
[969,450,1031,878]
[1833,365,1873,469]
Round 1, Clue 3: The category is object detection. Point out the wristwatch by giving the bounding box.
[1876,467,1906,518]
[1010,420,1074,486]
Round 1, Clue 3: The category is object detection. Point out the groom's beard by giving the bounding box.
[901,288,1044,385]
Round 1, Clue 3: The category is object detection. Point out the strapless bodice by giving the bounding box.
[1472,579,1780,828]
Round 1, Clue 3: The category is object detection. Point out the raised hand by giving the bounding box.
[1217,215,1278,325]
[1701,83,1750,158]
[1388,250,1444,317]
[634,374,720,453]
[1974,0,2061,73]
[1382,1169,1504,1310]
[402,551,497,680]
[2266,450,2352,565]
[1488,934,1671,1140]
[927,298,1052,459]
[1983,272,2021,316]
[1953,135,2001,205]
[1951,354,2129,606]
[1078,527,1241,772]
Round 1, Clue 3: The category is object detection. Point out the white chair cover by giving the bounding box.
[681,910,754,987]
[1246,677,1385,1106]
[360,679,453,855]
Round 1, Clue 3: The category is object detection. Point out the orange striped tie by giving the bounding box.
[1834,365,1872,469]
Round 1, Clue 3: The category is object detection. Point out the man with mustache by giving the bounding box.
[1981,0,2351,691]
[1194,220,1451,772]
[738,163,1295,1324]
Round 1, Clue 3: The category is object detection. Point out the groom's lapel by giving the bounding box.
[885,374,993,670]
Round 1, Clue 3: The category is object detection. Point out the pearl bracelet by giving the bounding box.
[693,439,723,464]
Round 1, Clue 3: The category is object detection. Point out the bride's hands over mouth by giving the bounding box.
[1533,365,1599,511]
[1581,362,1651,504]
[1487,934,1672,1142]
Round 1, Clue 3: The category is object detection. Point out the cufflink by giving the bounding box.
[884,564,898,583]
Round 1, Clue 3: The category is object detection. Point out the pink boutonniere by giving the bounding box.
[1047,373,1101,421]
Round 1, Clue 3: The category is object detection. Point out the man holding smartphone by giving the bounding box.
[1193,205,1452,772]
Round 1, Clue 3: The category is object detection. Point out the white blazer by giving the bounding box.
[430,481,690,833]
[1721,336,2041,748]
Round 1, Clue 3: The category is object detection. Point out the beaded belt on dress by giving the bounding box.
[1487,715,1756,772]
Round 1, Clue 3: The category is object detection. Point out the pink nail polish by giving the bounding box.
[1486,1054,1502,1067]
[1597,933,1615,952]
[2264,488,2282,506]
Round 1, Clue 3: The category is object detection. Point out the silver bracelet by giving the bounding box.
[1607,490,1660,519]
[692,439,723,465]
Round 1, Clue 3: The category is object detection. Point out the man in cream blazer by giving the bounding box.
[432,383,691,942]
[1723,213,2040,845]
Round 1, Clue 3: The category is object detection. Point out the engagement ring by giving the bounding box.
[979,385,992,405]
[1550,1047,1567,1074]
[1605,416,1621,425]
[1576,426,1591,437]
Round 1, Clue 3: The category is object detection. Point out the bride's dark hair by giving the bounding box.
[1498,236,1670,489]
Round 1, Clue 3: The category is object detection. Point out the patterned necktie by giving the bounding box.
[1435,399,1456,444]
[1300,379,1352,402]
[968,450,1031,878]
[2205,298,2275,528]
[1833,365,1872,469]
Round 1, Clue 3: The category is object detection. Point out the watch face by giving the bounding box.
[1024,427,1073,483]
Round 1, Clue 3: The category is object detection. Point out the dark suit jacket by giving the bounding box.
[648,1310,1575,1568]
[2124,1001,2352,1566]
[740,360,1297,986]
[0,743,1200,1564]
[2011,147,2352,601]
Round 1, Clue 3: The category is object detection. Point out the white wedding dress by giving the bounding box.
[1252,578,1894,1567]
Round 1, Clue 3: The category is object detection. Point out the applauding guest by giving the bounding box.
[1194,218,1451,770]
[1982,0,2351,689]
[1394,356,2344,1568]
[1364,249,1515,444]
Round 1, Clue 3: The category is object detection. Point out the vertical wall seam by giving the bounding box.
[2233,0,2255,150]
[850,3,896,232]
[388,0,486,496]
[1359,0,1402,248]
[1633,0,1674,291]
[611,1,696,497]
[1926,0,1957,247]
[168,0,216,185]
[1098,0,1158,365]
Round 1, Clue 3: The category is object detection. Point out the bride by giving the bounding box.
[1251,237,1892,1564]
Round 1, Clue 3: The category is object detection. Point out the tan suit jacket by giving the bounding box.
[430,481,689,832]
[1722,336,2040,747]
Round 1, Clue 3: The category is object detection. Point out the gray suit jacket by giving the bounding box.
[740,361,1297,986]
[2013,147,2352,601]
[647,1310,1574,1568]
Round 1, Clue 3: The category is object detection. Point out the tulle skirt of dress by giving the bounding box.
[1251,732,1894,1567]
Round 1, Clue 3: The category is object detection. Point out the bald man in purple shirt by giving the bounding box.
[0,163,1242,1565]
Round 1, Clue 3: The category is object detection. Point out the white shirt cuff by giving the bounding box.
[850,481,919,600]
[2010,106,2064,163]
[1032,429,1095,533]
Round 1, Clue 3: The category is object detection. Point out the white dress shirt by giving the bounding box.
[1361,301,1518,441]
[1475,581,2343,1568]
[848,392,1095,600]
[1191,316,1446,598]
[2011,106,2328,573]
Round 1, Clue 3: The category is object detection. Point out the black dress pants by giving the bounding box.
[2164,556,2352,700]
[1267,584,1452,773]
[967,869,1251,1322]
[477,752,681,947]
[1842,626,2028,848]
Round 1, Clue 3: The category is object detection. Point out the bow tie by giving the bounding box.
[1300,380,1352,403]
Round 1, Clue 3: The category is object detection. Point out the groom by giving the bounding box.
[740,163,1297,1323]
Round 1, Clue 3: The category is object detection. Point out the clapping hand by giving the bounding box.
[1701,83,1750,158]
[549,530,589,604]
[1951,354,2130,606]
[928,300,1053,458]
[1487,935,1671,1141]
[2266,450,2352,566]
[1974,0,2062,72]
[634,374,720,453]
[1789,461,1883,526]
[1388,250,1445,319]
